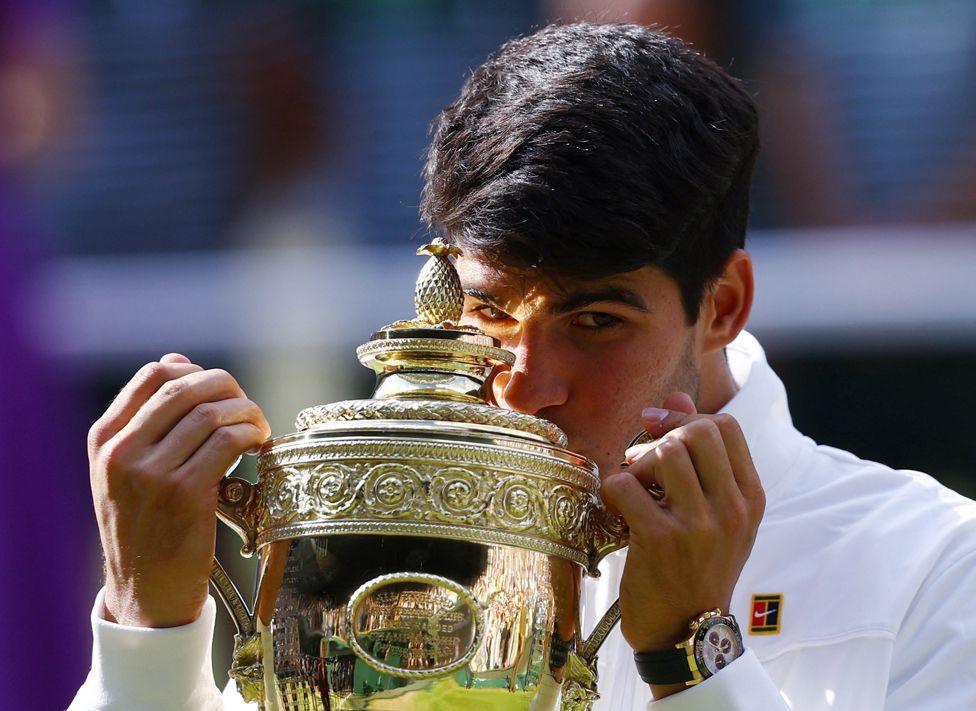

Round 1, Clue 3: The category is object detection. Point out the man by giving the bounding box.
[71,23,976,710]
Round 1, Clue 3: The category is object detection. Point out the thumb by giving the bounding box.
[160,352,192,365]
[640,392,698,437]
[662,391,697,415]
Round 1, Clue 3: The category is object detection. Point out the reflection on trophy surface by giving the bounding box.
[209,240,627,710]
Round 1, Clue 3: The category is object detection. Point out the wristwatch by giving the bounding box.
[633,609,744,686]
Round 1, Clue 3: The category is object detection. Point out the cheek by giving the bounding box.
[572,342,682,436]
[584,341,674,401]
[569,347,658,432]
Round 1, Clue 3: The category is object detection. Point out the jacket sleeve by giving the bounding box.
[67,589,253,711]
[644,649,788,710]
[885,549,976,710]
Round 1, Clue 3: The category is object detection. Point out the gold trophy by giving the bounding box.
[210,240,628,710]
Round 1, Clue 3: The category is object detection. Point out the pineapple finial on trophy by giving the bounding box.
[415,238,464,325]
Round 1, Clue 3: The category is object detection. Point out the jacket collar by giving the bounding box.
[720,331,807,504]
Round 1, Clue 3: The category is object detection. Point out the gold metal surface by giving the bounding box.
[296,399,567,447]
[414,239,464,324]
[210,558,254,636]
[226,424,604,569]
[210,240,628,710]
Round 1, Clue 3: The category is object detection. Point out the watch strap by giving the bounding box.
[633,646,694,685]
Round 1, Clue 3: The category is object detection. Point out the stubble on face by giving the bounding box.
[599,326,701,477]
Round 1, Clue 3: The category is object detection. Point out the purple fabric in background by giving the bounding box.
[0,183,97,705]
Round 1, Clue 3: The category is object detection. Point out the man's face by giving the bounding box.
[456,255,703,477]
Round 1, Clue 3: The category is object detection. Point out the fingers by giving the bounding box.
[640,406,695,439]
[641,407,758,490]
[630,393,763,518]
[624,437,706,517]
[119,368,247,447]
[151,397,271,472]
[601,470,670,533]
[669,420,739,500]
[180,422,268,487]
[160,353,192,364]
[89,360,203,454]
[710,413,763,506]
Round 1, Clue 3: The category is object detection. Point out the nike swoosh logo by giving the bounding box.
[754,609,776,619]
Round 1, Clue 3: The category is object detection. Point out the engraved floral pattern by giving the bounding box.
[363,464,423,516]
[491,478,542,531]
[306,463,358,515]
[548,486,584,538]
[252,437,625,567]
[429,467,489,521]
[266,466,303,521]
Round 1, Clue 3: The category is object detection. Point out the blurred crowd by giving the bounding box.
[1,1,974,707]
[4,1,975,259]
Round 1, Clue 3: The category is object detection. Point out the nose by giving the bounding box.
[492,330,570,416]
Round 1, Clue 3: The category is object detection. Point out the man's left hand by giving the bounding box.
[601,392,766,662]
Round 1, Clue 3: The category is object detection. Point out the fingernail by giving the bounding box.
[641,407,669,424]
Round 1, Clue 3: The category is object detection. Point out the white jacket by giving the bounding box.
[70,332,976,710]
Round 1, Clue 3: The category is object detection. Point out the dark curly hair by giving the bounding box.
[421,22,759,323]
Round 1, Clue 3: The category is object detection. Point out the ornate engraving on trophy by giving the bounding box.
[308,463,358,515]
[256,450,605,568]
[429,467,489,521]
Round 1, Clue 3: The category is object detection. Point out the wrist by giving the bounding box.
[649,682,688,701]
[631,626,691,655]
[103,579,206,628]
[633,609,744,695]
[625,596,733,654]
[624,614,694,654]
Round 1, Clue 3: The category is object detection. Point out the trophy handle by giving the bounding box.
[560,599,622,711]
[561,507,628,709]
[210,471,260,637]
[586,505,628,573]
[577,598,620,664]
[210,557,254,637]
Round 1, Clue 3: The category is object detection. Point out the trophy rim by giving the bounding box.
[260,419,595,479]
[248,421,605,569]
[294,400,569,447]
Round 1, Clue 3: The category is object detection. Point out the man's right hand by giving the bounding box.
[88,353,271,628]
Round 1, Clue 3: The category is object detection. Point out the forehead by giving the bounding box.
[455,254,674,308]
[455,256,537,297]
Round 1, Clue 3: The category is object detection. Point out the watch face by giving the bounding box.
[694,617,743,677]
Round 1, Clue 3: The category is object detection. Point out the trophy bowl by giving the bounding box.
[210,242,627,710]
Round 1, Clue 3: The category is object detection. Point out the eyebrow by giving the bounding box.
[550,287,650,314]
[463,286,650,315]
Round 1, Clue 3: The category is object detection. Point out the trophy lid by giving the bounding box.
[294,239,568,447]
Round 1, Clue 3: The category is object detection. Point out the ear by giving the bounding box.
[699,249,754,353]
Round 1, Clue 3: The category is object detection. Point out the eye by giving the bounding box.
[572,312,622,329]
[469,304,512,322]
